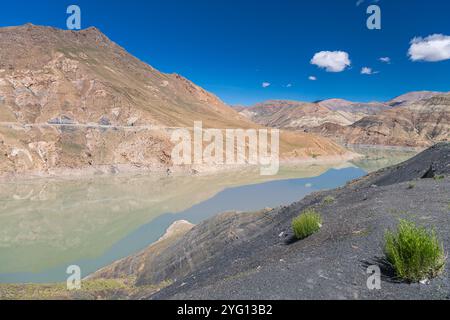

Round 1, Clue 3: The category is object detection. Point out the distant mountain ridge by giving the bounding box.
[237,91,450,147]
[388,91,446,107]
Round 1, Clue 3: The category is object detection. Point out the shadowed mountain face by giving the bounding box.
[0,24,352,177]
[238,92,450,147]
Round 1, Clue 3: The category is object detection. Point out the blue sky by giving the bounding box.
[0,0,449,105]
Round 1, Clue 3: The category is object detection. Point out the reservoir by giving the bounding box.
[0,147,418,283]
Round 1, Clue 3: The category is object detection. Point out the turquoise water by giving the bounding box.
[0,147,418,284]
[0,166,365,283]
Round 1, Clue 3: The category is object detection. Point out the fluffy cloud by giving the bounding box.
[310,51,351,72]
[285,83,293,88]
[262,82,271,88]
[408,34,450,62]
[379,57,391,63]
[308,76,317,81]
[361,67,377,75]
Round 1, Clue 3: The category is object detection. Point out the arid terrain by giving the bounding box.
[2,143,448,300]
[96,143,450,300]
[0,24,355,178]
[238,92,450,147]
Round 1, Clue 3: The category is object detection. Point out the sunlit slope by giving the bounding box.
[0,24,352,176]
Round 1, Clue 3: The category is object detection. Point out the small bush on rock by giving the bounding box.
[292,209,322,240]
[384,220,446,282]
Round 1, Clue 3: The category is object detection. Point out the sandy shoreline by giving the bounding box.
[0,151,360,183]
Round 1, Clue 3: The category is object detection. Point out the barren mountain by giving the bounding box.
[239,99,391,130]
[0,24,352,177]
[312,94,450,147]
[388,91,447,107]
[0,24,250,128]
[239,92,449,147]
[318,99,391,114]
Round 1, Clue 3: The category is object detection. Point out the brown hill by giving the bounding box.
[239,99,390,130]
[388,91,448,107]
[0,24,352,177]
[0,24,249,128]
[312,94,450,147]
[239,92,449,148]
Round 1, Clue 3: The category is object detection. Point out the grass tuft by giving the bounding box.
[292,208,322,240]
[322,196,335,205]
[407,182,416,189]
[384,220,446,282]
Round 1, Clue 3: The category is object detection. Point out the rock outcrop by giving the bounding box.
[91,209,277,286]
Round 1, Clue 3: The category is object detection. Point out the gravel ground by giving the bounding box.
[150,143,450,300]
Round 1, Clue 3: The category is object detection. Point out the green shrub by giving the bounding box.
[384,220,446,282]
[407,182,416,189]
[434,175,445,181]
[292,209,322,240]
[322,196,335,205]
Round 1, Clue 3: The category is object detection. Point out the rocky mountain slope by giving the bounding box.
[312,93,450,147]
[388,91,445,107]
[88,143,450,300]
[0,24,353,177]
[238,99,390,130]
[239,92,449,147]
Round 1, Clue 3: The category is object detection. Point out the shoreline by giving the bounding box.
[345,143,425,152]
[1,144,447,298]
[0,151,360,183]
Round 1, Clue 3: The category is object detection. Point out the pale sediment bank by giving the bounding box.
[0,151,360,182]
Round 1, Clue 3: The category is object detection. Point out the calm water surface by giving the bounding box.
[0,148,417,283]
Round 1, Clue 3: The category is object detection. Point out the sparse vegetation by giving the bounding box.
[407,182,416,189]
[434,175,445,181]
[322,196,335,205]
[0,278,171,300]
[384,220,446,282]
[292,209,322,240]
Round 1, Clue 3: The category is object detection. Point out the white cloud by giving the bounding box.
[379,57,391,63]
[361,67,378,75]
[310,51,351,72]
[262,82,271,88]
[285,83,293,88]
[408,34,450,62]
[308,76,317,81]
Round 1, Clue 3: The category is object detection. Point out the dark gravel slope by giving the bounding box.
[365,143,450,186]
[150,143,450,300]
